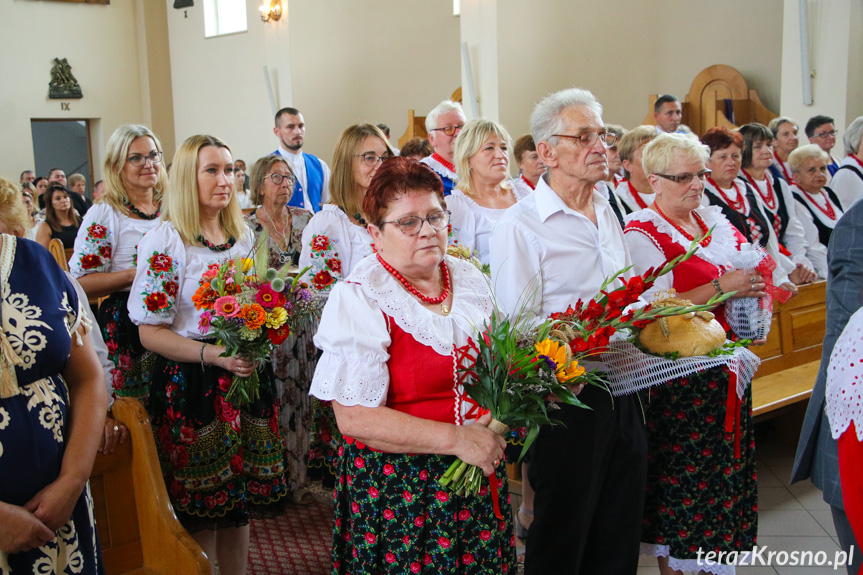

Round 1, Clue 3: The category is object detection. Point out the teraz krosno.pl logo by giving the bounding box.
[697,546,855,569]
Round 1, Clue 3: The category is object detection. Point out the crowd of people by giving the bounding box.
[2,89,863,575]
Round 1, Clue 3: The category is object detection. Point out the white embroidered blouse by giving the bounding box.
[447,185,528,265]
[298,204,374,296]
[127,221,254,339]
[310,254,494,414]
[69,204,160,286]
[826,306,863,441]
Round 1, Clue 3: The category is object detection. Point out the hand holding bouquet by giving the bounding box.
[192,235,319,405]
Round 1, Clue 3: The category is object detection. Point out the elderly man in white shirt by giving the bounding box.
[490,88,646,575]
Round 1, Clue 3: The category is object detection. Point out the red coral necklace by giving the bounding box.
[653,204,712,247]
[627,181,651,209]
[802,189,837,220]
[377,253,451,315]
[741,170,777,211]
[708,178,746,212]
[432,153,456,174]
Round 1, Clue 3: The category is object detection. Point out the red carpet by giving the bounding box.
[249,497,335,575]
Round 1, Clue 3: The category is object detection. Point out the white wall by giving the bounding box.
[479,0,786,144]
[0,0,153,181]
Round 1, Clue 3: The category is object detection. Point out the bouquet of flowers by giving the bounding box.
[440,234,731,498]
[192,235,319,405]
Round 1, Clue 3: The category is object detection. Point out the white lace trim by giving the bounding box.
[420,156,458,182]
[641,543,738,575]
[625,206,739,268]
[348,254,494,356]
[311,351,391,406]
[827,308,863,440]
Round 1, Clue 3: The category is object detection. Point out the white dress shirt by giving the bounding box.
[490,175,634,321]
[276,147,332,211]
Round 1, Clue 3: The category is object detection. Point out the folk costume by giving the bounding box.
[447,185,528,265]
[420,153,458,196]
[790,185,844,278]
[274,148,331,213]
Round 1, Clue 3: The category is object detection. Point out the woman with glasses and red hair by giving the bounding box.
[311,156,514,574]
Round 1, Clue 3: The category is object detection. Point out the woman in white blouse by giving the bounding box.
[615,126,658,214]
[737,123,817,285]
[311,157,513,573]
[129,135,287,575]
[789,144,845,278]
[299,124,394,295]
[448,119,524,265]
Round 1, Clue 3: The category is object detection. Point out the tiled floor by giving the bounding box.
[634,422,848,575]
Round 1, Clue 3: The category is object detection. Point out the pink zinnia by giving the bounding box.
[214,296,240,318]
[255,284,284,309]
[198,310,214,332]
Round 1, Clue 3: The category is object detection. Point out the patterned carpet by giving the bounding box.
[248,493,335,575]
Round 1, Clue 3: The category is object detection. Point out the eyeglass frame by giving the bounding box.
[355,153,392,167]
[379,210,451,236]
[262,172,295,186]
[551,131,617,148]
[127,150,163,167]
[811,129,838,139]
[654,169,712,185]
[429,124,465,137]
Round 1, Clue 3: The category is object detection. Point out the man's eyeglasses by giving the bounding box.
[356,153,392,167]
[429,124,465,137]
[264,173,293,185]
[127,151,163,167]
[381,210,451,236]
[655,169,712,185]
[552,131,617,148]
[812,129,838,139]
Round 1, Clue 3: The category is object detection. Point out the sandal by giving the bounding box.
[291,489,316,506]
[516,505,533,539]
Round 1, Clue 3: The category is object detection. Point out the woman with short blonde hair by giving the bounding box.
[615,125,658,214]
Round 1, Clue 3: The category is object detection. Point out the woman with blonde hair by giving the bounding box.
[245,154,316,502]
[70,124,165,412]
[299,124,393,482]
[447,119,523,264]
[129,135,287,575]
[35,184,81,249]
[615,125,658,214]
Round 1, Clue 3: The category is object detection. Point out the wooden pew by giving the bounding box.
[90,397,210,575]
[750,281,826,417]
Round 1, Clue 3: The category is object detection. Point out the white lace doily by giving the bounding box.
[826,307,863,440]
[600,340,761,398]
[641,543,738,575]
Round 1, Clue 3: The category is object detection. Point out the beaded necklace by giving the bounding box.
[741,170,777,211]
[708,178,746,212]
[123,199,160,220]
[801,189,837,221]
[353,213,368,226]
[431,153,456,174]
[626,180,651,210]
[773,150,793,182]
[197,235,236,252]
[652,204,712,247]
[520,174,536,190]
[376,253,451,315]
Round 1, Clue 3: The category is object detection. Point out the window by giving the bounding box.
[204,0,247,38]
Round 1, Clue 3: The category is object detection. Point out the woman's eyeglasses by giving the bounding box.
[264,173,294,185]
[381,210,451,236]
[655,169,712,184]
[355,153,392,167]
[127,151,163,167]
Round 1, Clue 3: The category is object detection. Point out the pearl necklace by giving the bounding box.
[653,204,712,247]
[376,253,451,315]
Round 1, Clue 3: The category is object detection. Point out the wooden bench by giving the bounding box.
[750,280,826,417]
[90,397,209,575]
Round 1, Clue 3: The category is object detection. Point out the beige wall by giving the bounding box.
[0,0,162,182]
[493,0,785,143]
[289,0,461,162]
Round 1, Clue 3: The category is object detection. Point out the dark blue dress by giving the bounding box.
[0,235,103,574]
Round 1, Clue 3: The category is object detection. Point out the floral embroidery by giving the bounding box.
[307,234,342,292]
[139,250,181,317]
[1,281,50,371]
[76,222,113,272]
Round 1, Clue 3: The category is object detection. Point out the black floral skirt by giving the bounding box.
[641,365,758,562]
[97,291,155,402]
[330,441,516,574]
[148,352,288,533]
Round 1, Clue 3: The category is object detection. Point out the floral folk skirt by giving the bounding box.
[308,398,343,486]
[148,353,288,533]
[641,365,758,569]
[331,440,516,575]
[97,291,155,403]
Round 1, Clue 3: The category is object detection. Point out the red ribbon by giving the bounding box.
[755,252,792,306]
[724,371,742,459]
[489,468,504,520]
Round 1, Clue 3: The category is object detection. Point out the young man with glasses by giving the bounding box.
[806,115,841,176]
[420,100,466,196]
[272,106,331,212]
[491,88,646,575]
